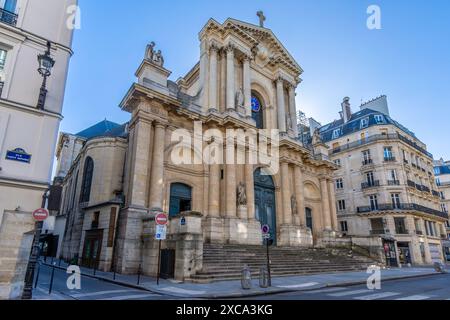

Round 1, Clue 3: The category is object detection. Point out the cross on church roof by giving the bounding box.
[257,11,266,27]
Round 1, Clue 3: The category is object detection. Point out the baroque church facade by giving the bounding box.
[58,17,340,280]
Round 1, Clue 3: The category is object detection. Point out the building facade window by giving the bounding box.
[340,221,348,232]
[366,171,375,186]
[80,157,94,203]
[384,146,394,160]
[394,217,407,234]
[369,195,378,210]
[441,203,448,213]
[334,159,341,167]
[362,150,372,165]
[336,178,344,190]
[391,193,401,209]
[332,128,341,139]
[0,49,7,71]
[2,0,17,12]
[374,114,384,124]
[360,117,369,129]
[337,200,346,212]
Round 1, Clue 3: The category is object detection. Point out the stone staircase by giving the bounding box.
[188,244,377,283]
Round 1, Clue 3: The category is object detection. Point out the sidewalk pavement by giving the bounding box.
[39,258,446,299]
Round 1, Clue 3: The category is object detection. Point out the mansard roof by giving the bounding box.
[319,108,417,142]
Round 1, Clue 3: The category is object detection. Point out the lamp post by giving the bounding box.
[36,41,55,110]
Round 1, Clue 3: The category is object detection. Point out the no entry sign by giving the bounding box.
[32,208,49,222]
[155,212,168,226]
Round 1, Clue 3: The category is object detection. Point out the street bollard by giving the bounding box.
[58,258,62,267]
[137,264,141,285]
[93,264,97,276]
[241,265,252,290]
[34,263,41,288]
[259,266,269,288]
[48,263,56,294]
[51,257,54,265]
[113,267,116,280]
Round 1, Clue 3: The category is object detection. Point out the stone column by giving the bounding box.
[149,123,166,210]
[208,164,220,217]
[208,44,218,111]
[226,44,235,111]
[320,178,332,230]
[281,162,292,225]
[243,55,252,117]
[328,179,338,231]
[294,166,305,226]
[276,77,287,133]
[245,156,255,220]
[288,84,299,137]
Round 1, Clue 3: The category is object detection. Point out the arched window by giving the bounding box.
[80,157,94,203]
[305,207,313,231]
[251,94,264,129]
[169,183,192,217]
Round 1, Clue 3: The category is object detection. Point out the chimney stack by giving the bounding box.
[341,97,352,123]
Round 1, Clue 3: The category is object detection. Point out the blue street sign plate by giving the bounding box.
[5,148,32,164]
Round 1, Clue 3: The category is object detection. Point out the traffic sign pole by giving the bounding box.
[266,239,271,287]
[156,239,162,285]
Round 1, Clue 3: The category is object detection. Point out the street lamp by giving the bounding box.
[36,41,55,110]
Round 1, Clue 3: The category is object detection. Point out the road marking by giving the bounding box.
[160,287,206,295]
[305,287,347,294]
[277,282,319,289]
[355,292,401,300]
[71,289,136,298]
[396,295,431,300]
[328,289,370,297]
[99,293,159,300]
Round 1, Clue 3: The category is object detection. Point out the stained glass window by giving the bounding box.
[251,95,264,129]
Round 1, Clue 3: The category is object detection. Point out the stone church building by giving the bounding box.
[58,17,343,280]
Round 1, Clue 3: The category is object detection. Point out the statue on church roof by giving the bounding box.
[154,50,164,67]
[257,11,266,28]
[312,128,323,145]
[145,41,156,61]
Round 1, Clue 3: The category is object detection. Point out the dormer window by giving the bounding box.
[374,114,384,124]
[360,117,369,129]
[332,128,341,139]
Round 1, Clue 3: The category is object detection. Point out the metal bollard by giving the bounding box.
[48,263,56,294]
[137,264,142,285]
[113,267,116,280]
[34,263,41,288]
[259,266,269,288]
[93,264,97,276]
[241,265,252,290]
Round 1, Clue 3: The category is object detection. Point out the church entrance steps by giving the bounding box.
[188,244,376,283]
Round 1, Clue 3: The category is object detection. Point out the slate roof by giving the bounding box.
[75,120,127,140]
[319,108,417,142]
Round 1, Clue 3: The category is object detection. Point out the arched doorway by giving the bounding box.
[169,183,192,217]
[254,168,277,245]
[305,207,313,233]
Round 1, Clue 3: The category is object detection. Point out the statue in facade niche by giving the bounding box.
[237,182,247,206]
[291,195,298,216]
[235,87,245,109]
[145,41,156,61]
[287,115,293,130]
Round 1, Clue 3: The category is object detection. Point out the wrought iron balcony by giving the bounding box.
[370,229,390,235]
[0,8,18,26]
[362,159,373,166]
[361,180,380,190]
[421,185,431,193]
[395,229,410,235]
[0,81,3,97]
[387,180,400,186]
[356,203,449,219]
[407,180,416,188]
[384,156,396,162]
[415,230,423,235]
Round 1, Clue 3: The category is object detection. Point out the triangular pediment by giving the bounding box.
[225,19,303,76]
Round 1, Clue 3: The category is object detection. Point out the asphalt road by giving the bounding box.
[32,263,170,300]
[241,273,450,300]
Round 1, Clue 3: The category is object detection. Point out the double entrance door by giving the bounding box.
[254,169,277,245]
[81,230,103,269]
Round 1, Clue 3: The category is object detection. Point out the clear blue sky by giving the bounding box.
[62,0,450,160]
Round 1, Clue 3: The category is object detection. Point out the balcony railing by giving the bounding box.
[356,203,449,219]
[384,156,396,162]
[407,180,416,188]
[370,229,390,235]
[0,81,3,97]
[387,180,400,186]
[330,133,433,158]
[0,8,18,26]
[395,229,410,235]
[415,230,423,235]
[362,159,373,166]
[361,180,380,190]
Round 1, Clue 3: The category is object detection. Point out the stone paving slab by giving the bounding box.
[39,258,446,299]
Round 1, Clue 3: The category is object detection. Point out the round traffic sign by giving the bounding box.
[32,208,49,222]
[155,213,168,226]
[262,224,270,234]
